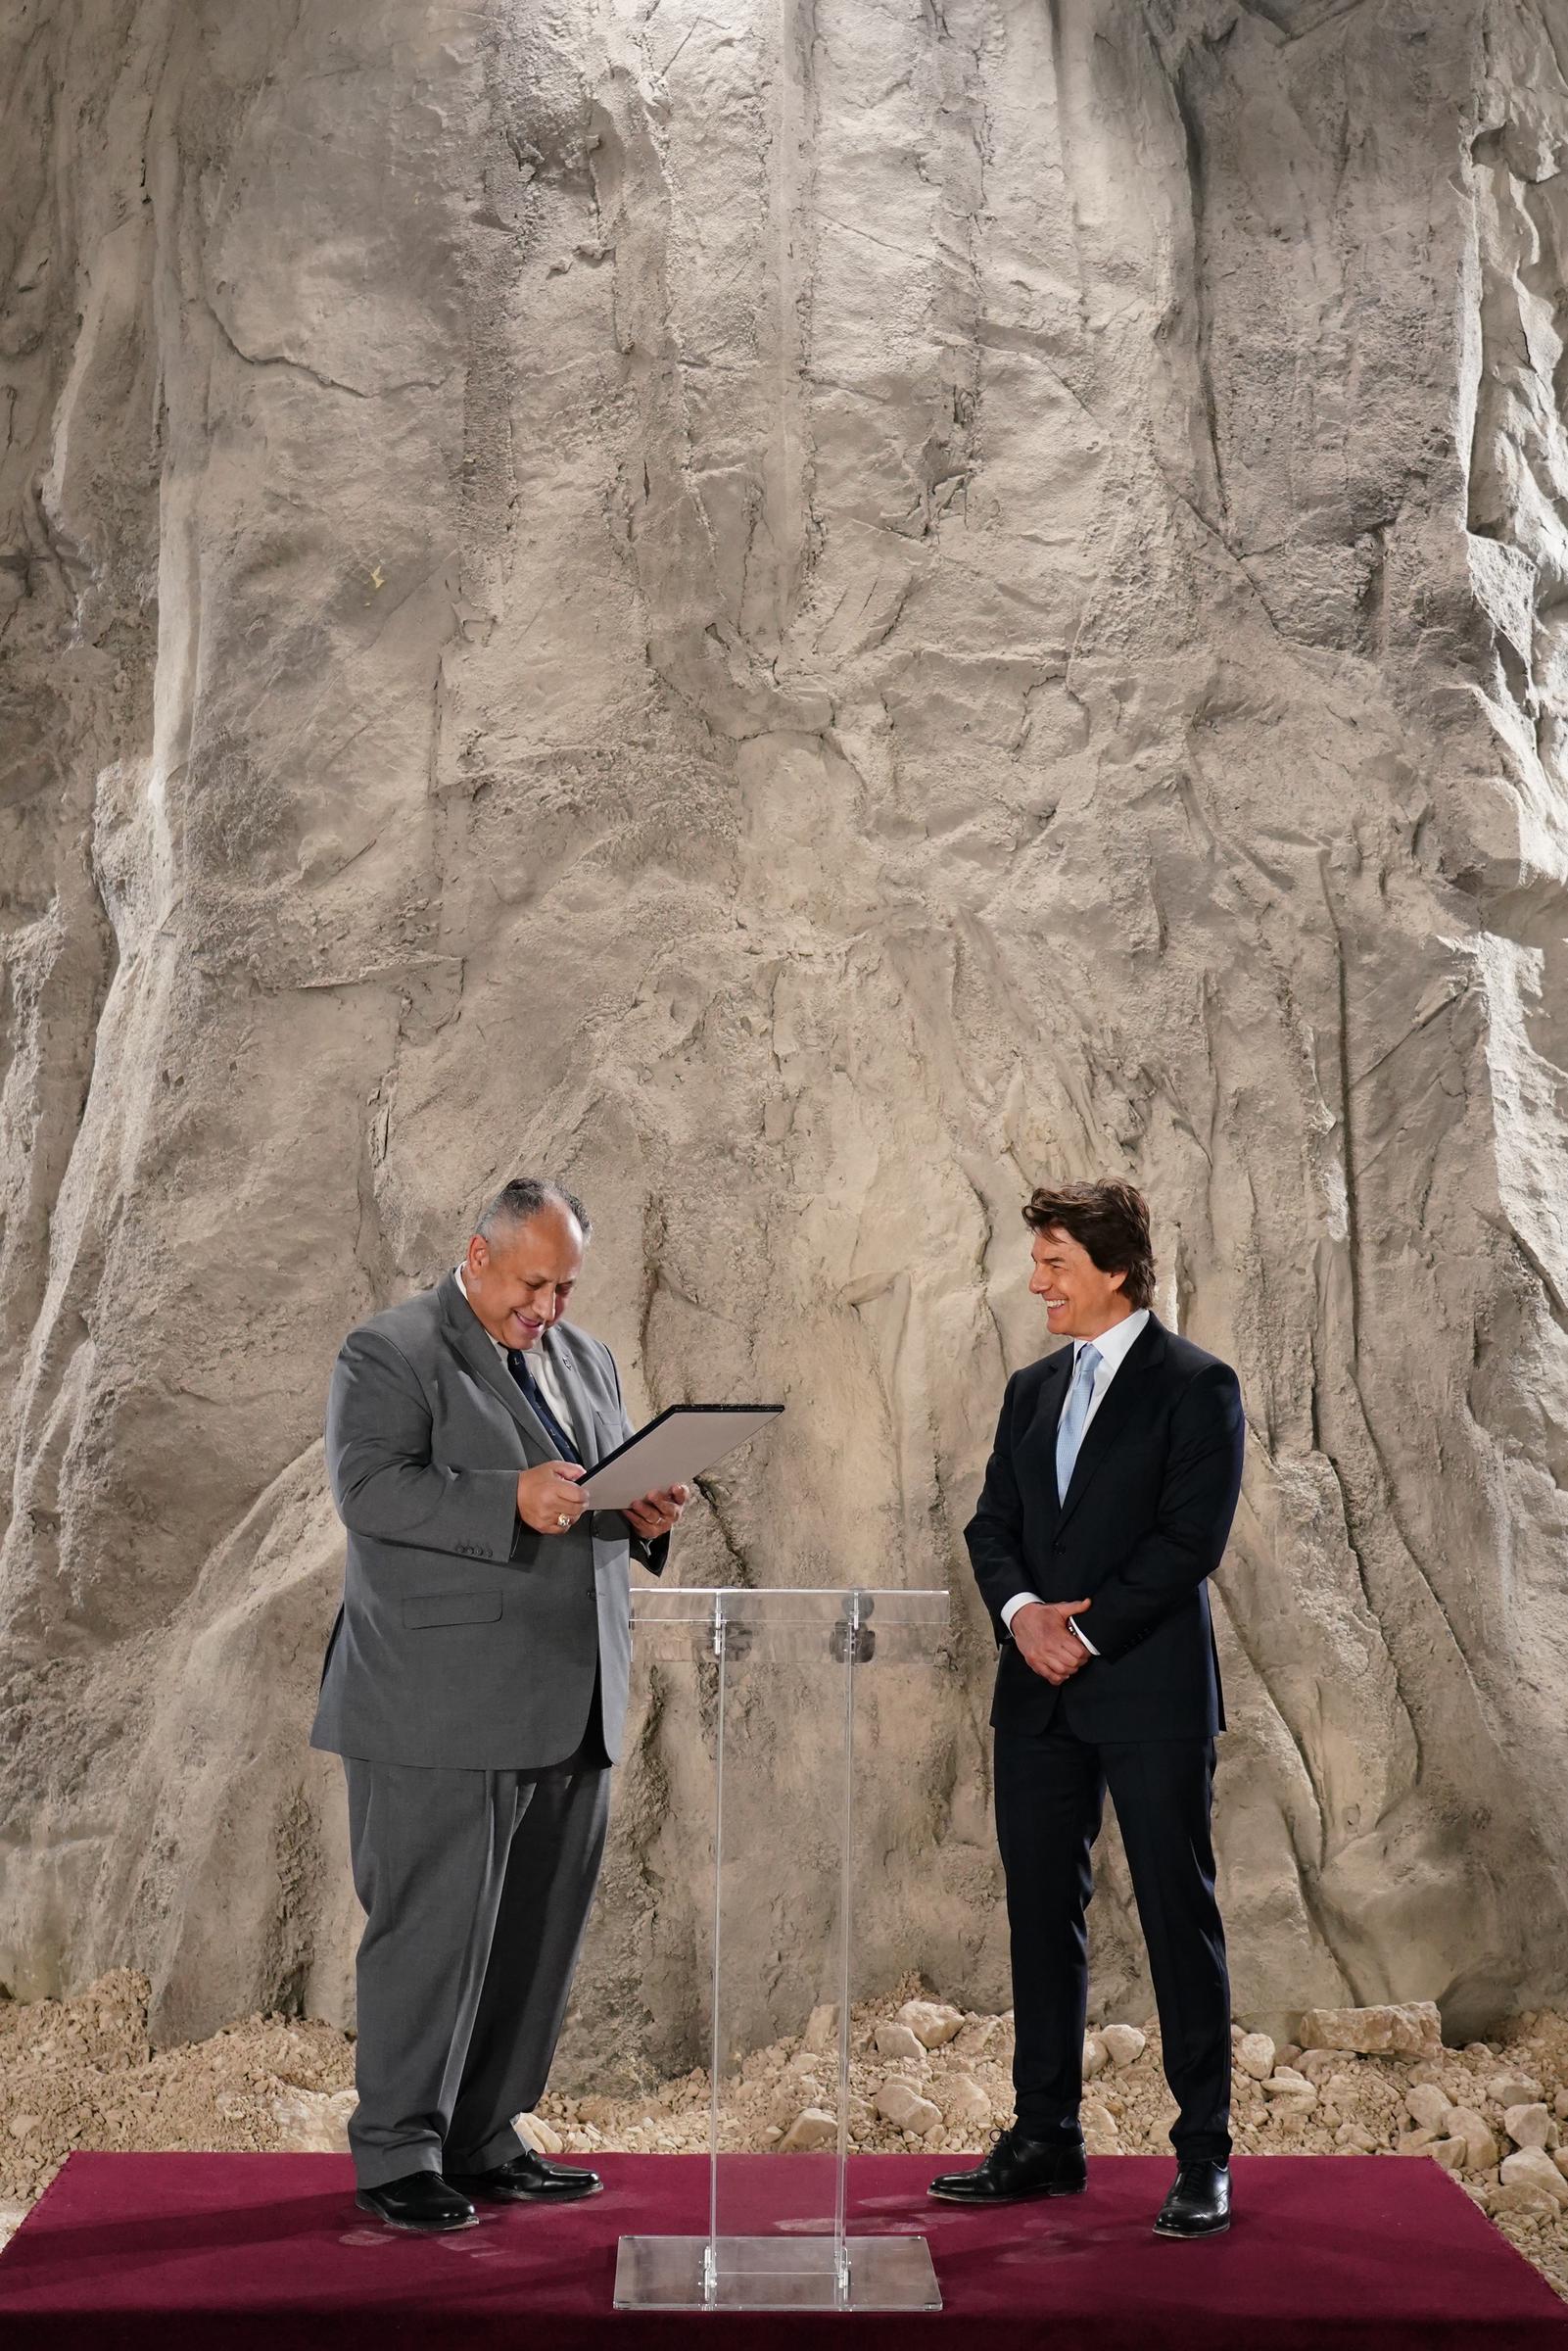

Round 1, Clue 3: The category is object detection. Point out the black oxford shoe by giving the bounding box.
[355,2172,477,2233]
[1155,2158,1231,2237]
[928,2126,1088,2204]
[446,2147,602,2202]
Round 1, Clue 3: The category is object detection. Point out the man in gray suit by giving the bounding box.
[311,1176,688,2233]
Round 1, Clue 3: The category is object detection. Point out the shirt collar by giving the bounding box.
[1075,1306,1150,1374]
[455,1262,510,1363]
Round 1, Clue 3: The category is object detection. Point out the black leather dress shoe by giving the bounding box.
[928,2126,1088,2204]
[1154,2158,1231,2237]
[355,2172,478,2232]
[446,2147,602,2202]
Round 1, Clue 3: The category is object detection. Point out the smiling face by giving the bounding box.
[462,1202,586,1352]
[1028,1223,1133,1343]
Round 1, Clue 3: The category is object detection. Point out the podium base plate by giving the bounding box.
[613,2231,942,2311]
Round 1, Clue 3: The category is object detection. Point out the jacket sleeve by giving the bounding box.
[605,1347,670,1579]
[1074,1362,1244,1662]
[964,1372,1034,1631]
[326,1325,521,1561]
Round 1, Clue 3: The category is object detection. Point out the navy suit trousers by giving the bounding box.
[994,1718,1232,2162]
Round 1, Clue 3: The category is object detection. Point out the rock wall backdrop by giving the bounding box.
[3,0,1568,2087]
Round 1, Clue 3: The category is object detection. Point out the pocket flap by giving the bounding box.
[403,1590,503,1630]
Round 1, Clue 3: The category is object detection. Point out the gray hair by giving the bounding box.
[475,1176,593,1245]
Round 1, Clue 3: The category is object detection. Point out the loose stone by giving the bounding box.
[1237,2033,1276,2082]
[1298,2002,1442,2060]
[875,2080,940,2135]
[897,2000,964,2050]
[939,2075,992,2133]
[1503,2102,1556,2151]
[781,2107,838,2152]
[1405,2083,1452,2134]
[1498,2147,1568,2205]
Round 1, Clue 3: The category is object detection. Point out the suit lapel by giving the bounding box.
[437,1271,556,1460]
[540,1327,600,1468]
[1056,1315,1167,1529]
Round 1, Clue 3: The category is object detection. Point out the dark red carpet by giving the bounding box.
[2,2150,1565,2348]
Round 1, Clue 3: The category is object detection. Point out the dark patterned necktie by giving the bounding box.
[506,1350,584,1465]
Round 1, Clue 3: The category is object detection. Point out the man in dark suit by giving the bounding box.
[311,1177,689,2234]
[930,1179,1244,2238]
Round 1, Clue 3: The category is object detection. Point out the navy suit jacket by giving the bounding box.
[966,1315,1244,1742]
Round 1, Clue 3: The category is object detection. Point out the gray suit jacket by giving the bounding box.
[310,1271,667,1770]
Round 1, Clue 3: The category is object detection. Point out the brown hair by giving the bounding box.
[1022,1179,1155,1311]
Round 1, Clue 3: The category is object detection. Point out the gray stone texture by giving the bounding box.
[2,0,1567,2080]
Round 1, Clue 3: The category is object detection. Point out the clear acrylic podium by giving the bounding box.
[613,1586,949,2314]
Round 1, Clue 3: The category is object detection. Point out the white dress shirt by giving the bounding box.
[999,1308,1151,1656]
[454,1264,580,1448]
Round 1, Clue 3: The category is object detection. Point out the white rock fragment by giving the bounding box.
[1082,2031,1108,2080]
[898,2000,964,2050]
[1404,2082,1451,2134]
[874,2021,926,2063]
[516,2110,564,2157]
[1491,2182,1563,2220]
[1263,2068,1318,2116]
[1445,2106,1499,2171]
[875,2080,940,2135]
[801,2005,838,2055]
[1499,2147,1568,2204]
[1430,2136,1467,2173]
[1081,2099,1119,2154]
[1298,2002,1443,2059]
[1101,2024,1147,2069]
[1488,2074,1544,2109]
[781,2107,838,2152]
[268,2087,356,2153]
[1237,2033,1275,2082]
[1503,2102,1556,2151]
[939,2075,992,2133]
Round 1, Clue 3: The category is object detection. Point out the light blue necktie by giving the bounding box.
[1055,1342,1102,1504]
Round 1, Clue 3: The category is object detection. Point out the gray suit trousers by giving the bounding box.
[343,1734,610,2191]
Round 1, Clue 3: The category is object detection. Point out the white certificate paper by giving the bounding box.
[581,1405,784,1511]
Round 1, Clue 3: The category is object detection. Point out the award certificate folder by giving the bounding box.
[581,1405,783,1511]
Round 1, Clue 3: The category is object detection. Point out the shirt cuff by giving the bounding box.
[1069,1617,1099,1656]
[1000,1592,1044,1631]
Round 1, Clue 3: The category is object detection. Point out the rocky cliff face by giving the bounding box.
[3,0,1567,2081]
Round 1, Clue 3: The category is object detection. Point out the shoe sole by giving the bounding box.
[355,2194,479,2234]
[928,2179,1087,2205]
[1154,2217,1231,2238]
[451,2180,604,2204]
